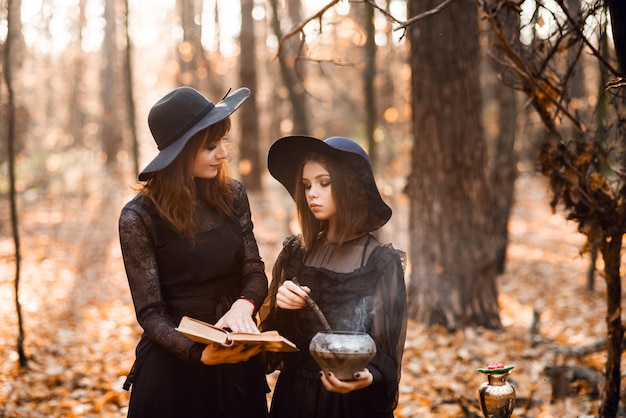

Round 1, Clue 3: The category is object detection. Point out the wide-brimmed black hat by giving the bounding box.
[268,135,392,230]
[138,86,250,181]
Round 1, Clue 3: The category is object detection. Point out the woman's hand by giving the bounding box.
[276,279,310,310]
[200,342,263,365]
[319,368,373,394]
[215,299,259,333]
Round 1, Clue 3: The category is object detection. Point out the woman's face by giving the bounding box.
[192,138,227,178]
[302,160,337,223]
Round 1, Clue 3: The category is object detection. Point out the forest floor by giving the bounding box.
[0,172,620,417]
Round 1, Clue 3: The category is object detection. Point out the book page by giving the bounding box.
[176,316,298,352]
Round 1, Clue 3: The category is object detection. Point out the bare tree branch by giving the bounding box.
[554,0,621,77]
[279,0,457,52]
[278,0,339,57]
[478,0,585,133]
[356,0,403,24]
[393,0,456,31]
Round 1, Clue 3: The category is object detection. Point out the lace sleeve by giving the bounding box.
[118,198,205,363]
[258,235,303,373]
[260,235,302,318]
[233,181,268,312]
[369,245,408,409]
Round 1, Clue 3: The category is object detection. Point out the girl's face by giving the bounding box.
[302,161,337,223]
[192,138,228,178]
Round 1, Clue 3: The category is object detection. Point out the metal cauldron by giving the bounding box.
[309,331,377,381]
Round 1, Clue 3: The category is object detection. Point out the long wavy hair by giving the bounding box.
[294,153,370,250]
[141,117,237,239]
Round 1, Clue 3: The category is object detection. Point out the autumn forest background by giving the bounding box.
[1,0,626,417]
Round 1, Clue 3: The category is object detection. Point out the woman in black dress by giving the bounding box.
[119,87,269,417]
[261,136,407,418]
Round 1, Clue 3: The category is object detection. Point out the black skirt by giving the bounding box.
[127,340,269,418]
[269,368,394,418]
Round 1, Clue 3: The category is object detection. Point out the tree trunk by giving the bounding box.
[239,0,262,191]
[598,6,626,414]
[69,0,87,147]
[101,0,123,169]
[568,0,586,90]
[176,0,202,88]
[4,0,27,368]
[488,2,520,275]
[123,0,139,178]
[407,0,500,329]
[606,0,626,73]
[363,3,377,167]
[598,233,623,417]
[269,0,310,135]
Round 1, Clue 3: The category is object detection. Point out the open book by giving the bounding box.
[176,316,298,353]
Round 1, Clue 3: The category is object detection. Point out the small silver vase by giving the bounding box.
[478,369,515,418]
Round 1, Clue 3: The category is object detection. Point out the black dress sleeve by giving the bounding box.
[367,244,408,410]
[118,197,205,364]
[232,181,268,312]
[259,235,304,372]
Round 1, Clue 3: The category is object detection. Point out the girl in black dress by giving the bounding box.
[119,87,269,417]
[261,136,407,418]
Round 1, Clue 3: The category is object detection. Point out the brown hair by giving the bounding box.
[141,117,237,239]
[294,153,370,250]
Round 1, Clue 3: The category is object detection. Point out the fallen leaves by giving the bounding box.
[0,174,616,417]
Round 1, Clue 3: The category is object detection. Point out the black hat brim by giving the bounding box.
[138,87,250,181]
[268,135,392,230]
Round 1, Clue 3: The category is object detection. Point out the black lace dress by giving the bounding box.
[261,234,407,418]
[118,180,269,418]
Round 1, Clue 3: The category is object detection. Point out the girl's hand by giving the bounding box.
[200,342,263,365]
[320,368,373,394]
[215,299,259,333]
[276,280,310,310]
